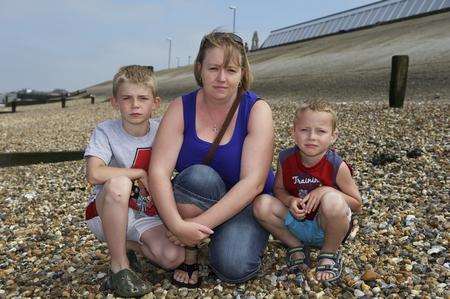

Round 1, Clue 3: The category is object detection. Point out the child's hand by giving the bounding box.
[137,170,150,194]
[301,186,335,213]
[289,196,307,220]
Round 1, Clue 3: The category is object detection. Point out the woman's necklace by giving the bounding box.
[204,102,219,133]
[202,94,234,134]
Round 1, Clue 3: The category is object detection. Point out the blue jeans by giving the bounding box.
[173,164,269,283]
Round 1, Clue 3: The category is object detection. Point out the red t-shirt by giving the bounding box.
[279,147,344,220]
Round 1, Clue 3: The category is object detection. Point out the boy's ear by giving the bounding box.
[110,96,118,110]
[154,96,161,108]
[290,125,295,138]
[332,129,339,144]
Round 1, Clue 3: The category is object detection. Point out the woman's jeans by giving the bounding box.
[172,164,269,283]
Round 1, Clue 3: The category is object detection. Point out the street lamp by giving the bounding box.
[166,37,172,69]
[229,6,237,33]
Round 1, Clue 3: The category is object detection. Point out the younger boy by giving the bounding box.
[84,65,184,297]
[253,99,362,284]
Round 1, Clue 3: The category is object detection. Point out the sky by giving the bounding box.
[0,0,375,93]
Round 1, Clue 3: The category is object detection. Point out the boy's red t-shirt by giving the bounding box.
[279,146,345,220]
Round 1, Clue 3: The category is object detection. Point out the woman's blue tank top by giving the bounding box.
[175,89,274,193]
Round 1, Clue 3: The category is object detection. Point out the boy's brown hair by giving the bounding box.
[294,99,337,132]
[194,31,252,95]
[112,65,157,98]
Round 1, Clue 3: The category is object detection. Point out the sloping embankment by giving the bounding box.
[88,11,450,101]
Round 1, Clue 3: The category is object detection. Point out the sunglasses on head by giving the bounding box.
[201,32,244,48]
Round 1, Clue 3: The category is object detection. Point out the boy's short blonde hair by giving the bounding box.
[112,65,157,98]
[295,99,337,132]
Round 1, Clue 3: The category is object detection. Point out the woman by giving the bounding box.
[149,31,275,286]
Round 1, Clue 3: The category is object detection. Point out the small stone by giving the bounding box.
[354,289,365,297]
[361,270,380,282]
[406,148,422,158]
[405,215,416,226]
[67,266,76,273]
[427,246,445,255]
[96,272,106,279]
[361,282,371,292]
[372,287,381,294]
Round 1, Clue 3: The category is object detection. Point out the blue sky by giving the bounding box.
[0,0,374,93]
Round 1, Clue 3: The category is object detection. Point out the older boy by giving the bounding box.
[253,99,362,285]
[84,65,184,297]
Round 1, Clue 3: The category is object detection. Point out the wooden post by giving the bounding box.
[90,94,95,104]
[61,95,66,108]
[389,55,409,108]
[11,101,16,113]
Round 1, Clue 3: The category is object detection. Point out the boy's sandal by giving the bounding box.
[316,251,343,285]
[286,246,311,285]
[127,250,143,273]
[104,268,151,297]
[171,247,201,289]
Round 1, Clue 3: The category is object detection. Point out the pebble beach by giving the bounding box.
[0,95,448,298]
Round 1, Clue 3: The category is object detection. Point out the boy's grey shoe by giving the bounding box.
[127,250,143,273]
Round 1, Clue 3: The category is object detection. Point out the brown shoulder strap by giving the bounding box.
[203,92,242,165]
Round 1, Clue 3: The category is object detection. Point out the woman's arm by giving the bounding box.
[148,98,213,245]
[192,100,274,228]
[273,162,297,207]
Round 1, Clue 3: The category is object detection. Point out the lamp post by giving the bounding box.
[229,6,237,33]
[166,37,172,69]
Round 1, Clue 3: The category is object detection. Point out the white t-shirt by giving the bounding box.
[84,118,159,203]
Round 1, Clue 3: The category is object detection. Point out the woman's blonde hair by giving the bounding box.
[194,31,252,94]
[112,65,157,98]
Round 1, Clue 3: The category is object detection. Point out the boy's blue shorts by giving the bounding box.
[284,212,324,248]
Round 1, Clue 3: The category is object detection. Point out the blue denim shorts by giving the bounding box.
[284,212,324,248]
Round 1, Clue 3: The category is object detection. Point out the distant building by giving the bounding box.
[261,0,450,49]
[251,31,259,50]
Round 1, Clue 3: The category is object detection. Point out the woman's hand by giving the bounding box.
[301,186,335,213]
[169,220,214,247]
[289,196,306,220]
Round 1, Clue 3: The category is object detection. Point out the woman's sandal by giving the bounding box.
[171,246,201,289]
[316,251,343,285]
[103,268,151,297]
[286,246,311,285]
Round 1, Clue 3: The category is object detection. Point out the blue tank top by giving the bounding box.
[175,89,274,193]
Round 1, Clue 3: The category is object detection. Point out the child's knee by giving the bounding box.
[253,194,275,221]
[150,244,184,269]
[320,192,348,219]
[103,176,132,204]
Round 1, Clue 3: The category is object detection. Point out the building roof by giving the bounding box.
[260,0,450,49]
